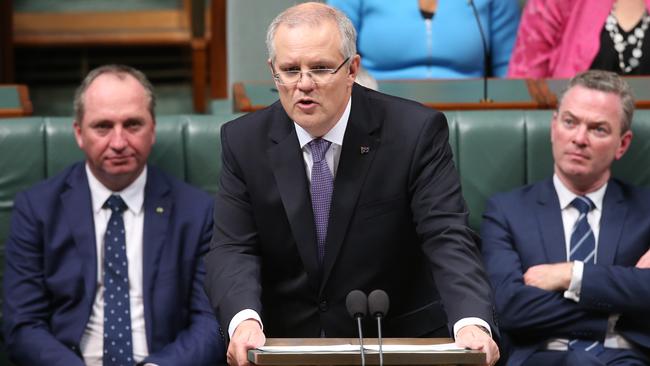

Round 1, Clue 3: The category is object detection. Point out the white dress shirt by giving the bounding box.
[230,97,491,339]
[79,165,150,365]
[546,175,631,350]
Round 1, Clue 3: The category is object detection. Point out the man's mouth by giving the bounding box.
[297,98,317,106]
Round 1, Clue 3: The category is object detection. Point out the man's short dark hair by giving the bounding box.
[74,64,156,123]
[559,70,635,133]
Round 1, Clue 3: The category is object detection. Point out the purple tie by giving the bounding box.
[309,138,333,264]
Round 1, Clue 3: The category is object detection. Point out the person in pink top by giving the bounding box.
[508,0,650,78]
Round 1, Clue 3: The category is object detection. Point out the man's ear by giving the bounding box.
[267,58,275,75]
[73,121,84,149]
[615,130,633,160]
[348,54,361,82]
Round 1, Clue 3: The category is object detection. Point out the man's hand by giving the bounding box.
[455,325,499,366]
[523,262,573,291]
[227,319,266,366]
[636,248,650,268]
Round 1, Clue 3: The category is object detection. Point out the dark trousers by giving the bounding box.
[523,348,650,366]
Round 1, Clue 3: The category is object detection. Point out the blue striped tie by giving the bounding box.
[568,196,603,355]
[103,195,134,366]
[569,196,596,264]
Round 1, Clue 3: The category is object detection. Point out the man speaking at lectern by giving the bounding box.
[204,3,499,365]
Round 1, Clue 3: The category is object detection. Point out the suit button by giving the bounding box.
[319,300,329,312]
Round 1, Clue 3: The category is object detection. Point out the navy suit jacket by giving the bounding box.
[481,178,650,366]
[3,162,225,365]
[205,83,497,339]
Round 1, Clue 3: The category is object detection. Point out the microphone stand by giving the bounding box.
[468,0,493,103]
[356,316,366,366]
[375,316,384,366]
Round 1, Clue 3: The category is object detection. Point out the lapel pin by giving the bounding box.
[360,146,370,155]
[156,207,164,214]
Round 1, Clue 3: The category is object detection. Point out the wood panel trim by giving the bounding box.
[210,0,227,99]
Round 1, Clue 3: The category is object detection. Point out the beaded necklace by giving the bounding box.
[605,6,650,73]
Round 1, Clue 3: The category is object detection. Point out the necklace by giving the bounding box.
[605,7,650,73]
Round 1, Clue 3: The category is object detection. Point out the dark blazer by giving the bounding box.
[3,162,225,366]
[205,83,496,339]
[481,178,650,366]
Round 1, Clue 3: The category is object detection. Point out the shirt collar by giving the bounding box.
[294,96,351,149]
[86,164,147,215]
[553,174,607,212]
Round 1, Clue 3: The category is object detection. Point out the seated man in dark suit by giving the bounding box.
[204,2,499,366]
[481,70,650,366]
[3,64,225,366]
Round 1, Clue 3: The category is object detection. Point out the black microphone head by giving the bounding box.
[346,290,368,318]
[368,289,390,317]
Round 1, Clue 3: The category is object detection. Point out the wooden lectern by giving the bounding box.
[248,338,485,365]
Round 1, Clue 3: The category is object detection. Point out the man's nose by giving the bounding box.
[109,128,127,149]
[296,71,316,90]
[573,125,589,146]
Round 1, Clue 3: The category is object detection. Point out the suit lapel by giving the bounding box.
[597,180,626,265]
[61,164,97,305]
[536,179,567,263]
[321,85,380,291]
[141,166,172,343]
[268,106,322,287]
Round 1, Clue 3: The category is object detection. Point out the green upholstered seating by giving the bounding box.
[2,109,650,362]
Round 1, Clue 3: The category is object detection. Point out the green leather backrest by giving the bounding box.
[184,114,231,194]
[451,111,529,230]
[45,117,85,177]
[0,118,46,337]
[612,111,650,186]
[4,109,650,241]
[525,111,554,183]
[150,115,187,179]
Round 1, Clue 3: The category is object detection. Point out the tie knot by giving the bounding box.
[571,196,594,214]
[309,138,331,163]
[104,195,127,213]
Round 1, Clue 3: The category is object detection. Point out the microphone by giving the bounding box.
[467,0,493,103]
[346,290,368,366]
[368,290,390,366]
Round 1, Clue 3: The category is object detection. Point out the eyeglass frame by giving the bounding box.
[271,57,351,85]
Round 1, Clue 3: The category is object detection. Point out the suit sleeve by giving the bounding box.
[480,196,608,339]
[203,123,263,335]
[409,111,497,332]
[143,199,226,366]
[580,265,650,314]
[3,192,85,366]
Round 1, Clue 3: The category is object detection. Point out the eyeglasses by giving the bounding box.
[272,57,350,85]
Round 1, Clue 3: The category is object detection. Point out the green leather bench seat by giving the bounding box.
[3,109,650,262]
[2,109,650,362]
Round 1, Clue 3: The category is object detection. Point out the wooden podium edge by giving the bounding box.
[247,338,485,366]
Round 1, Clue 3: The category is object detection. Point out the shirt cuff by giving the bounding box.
[564,260,584,302]
[453,317,493,339]
[228,309,263,338]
